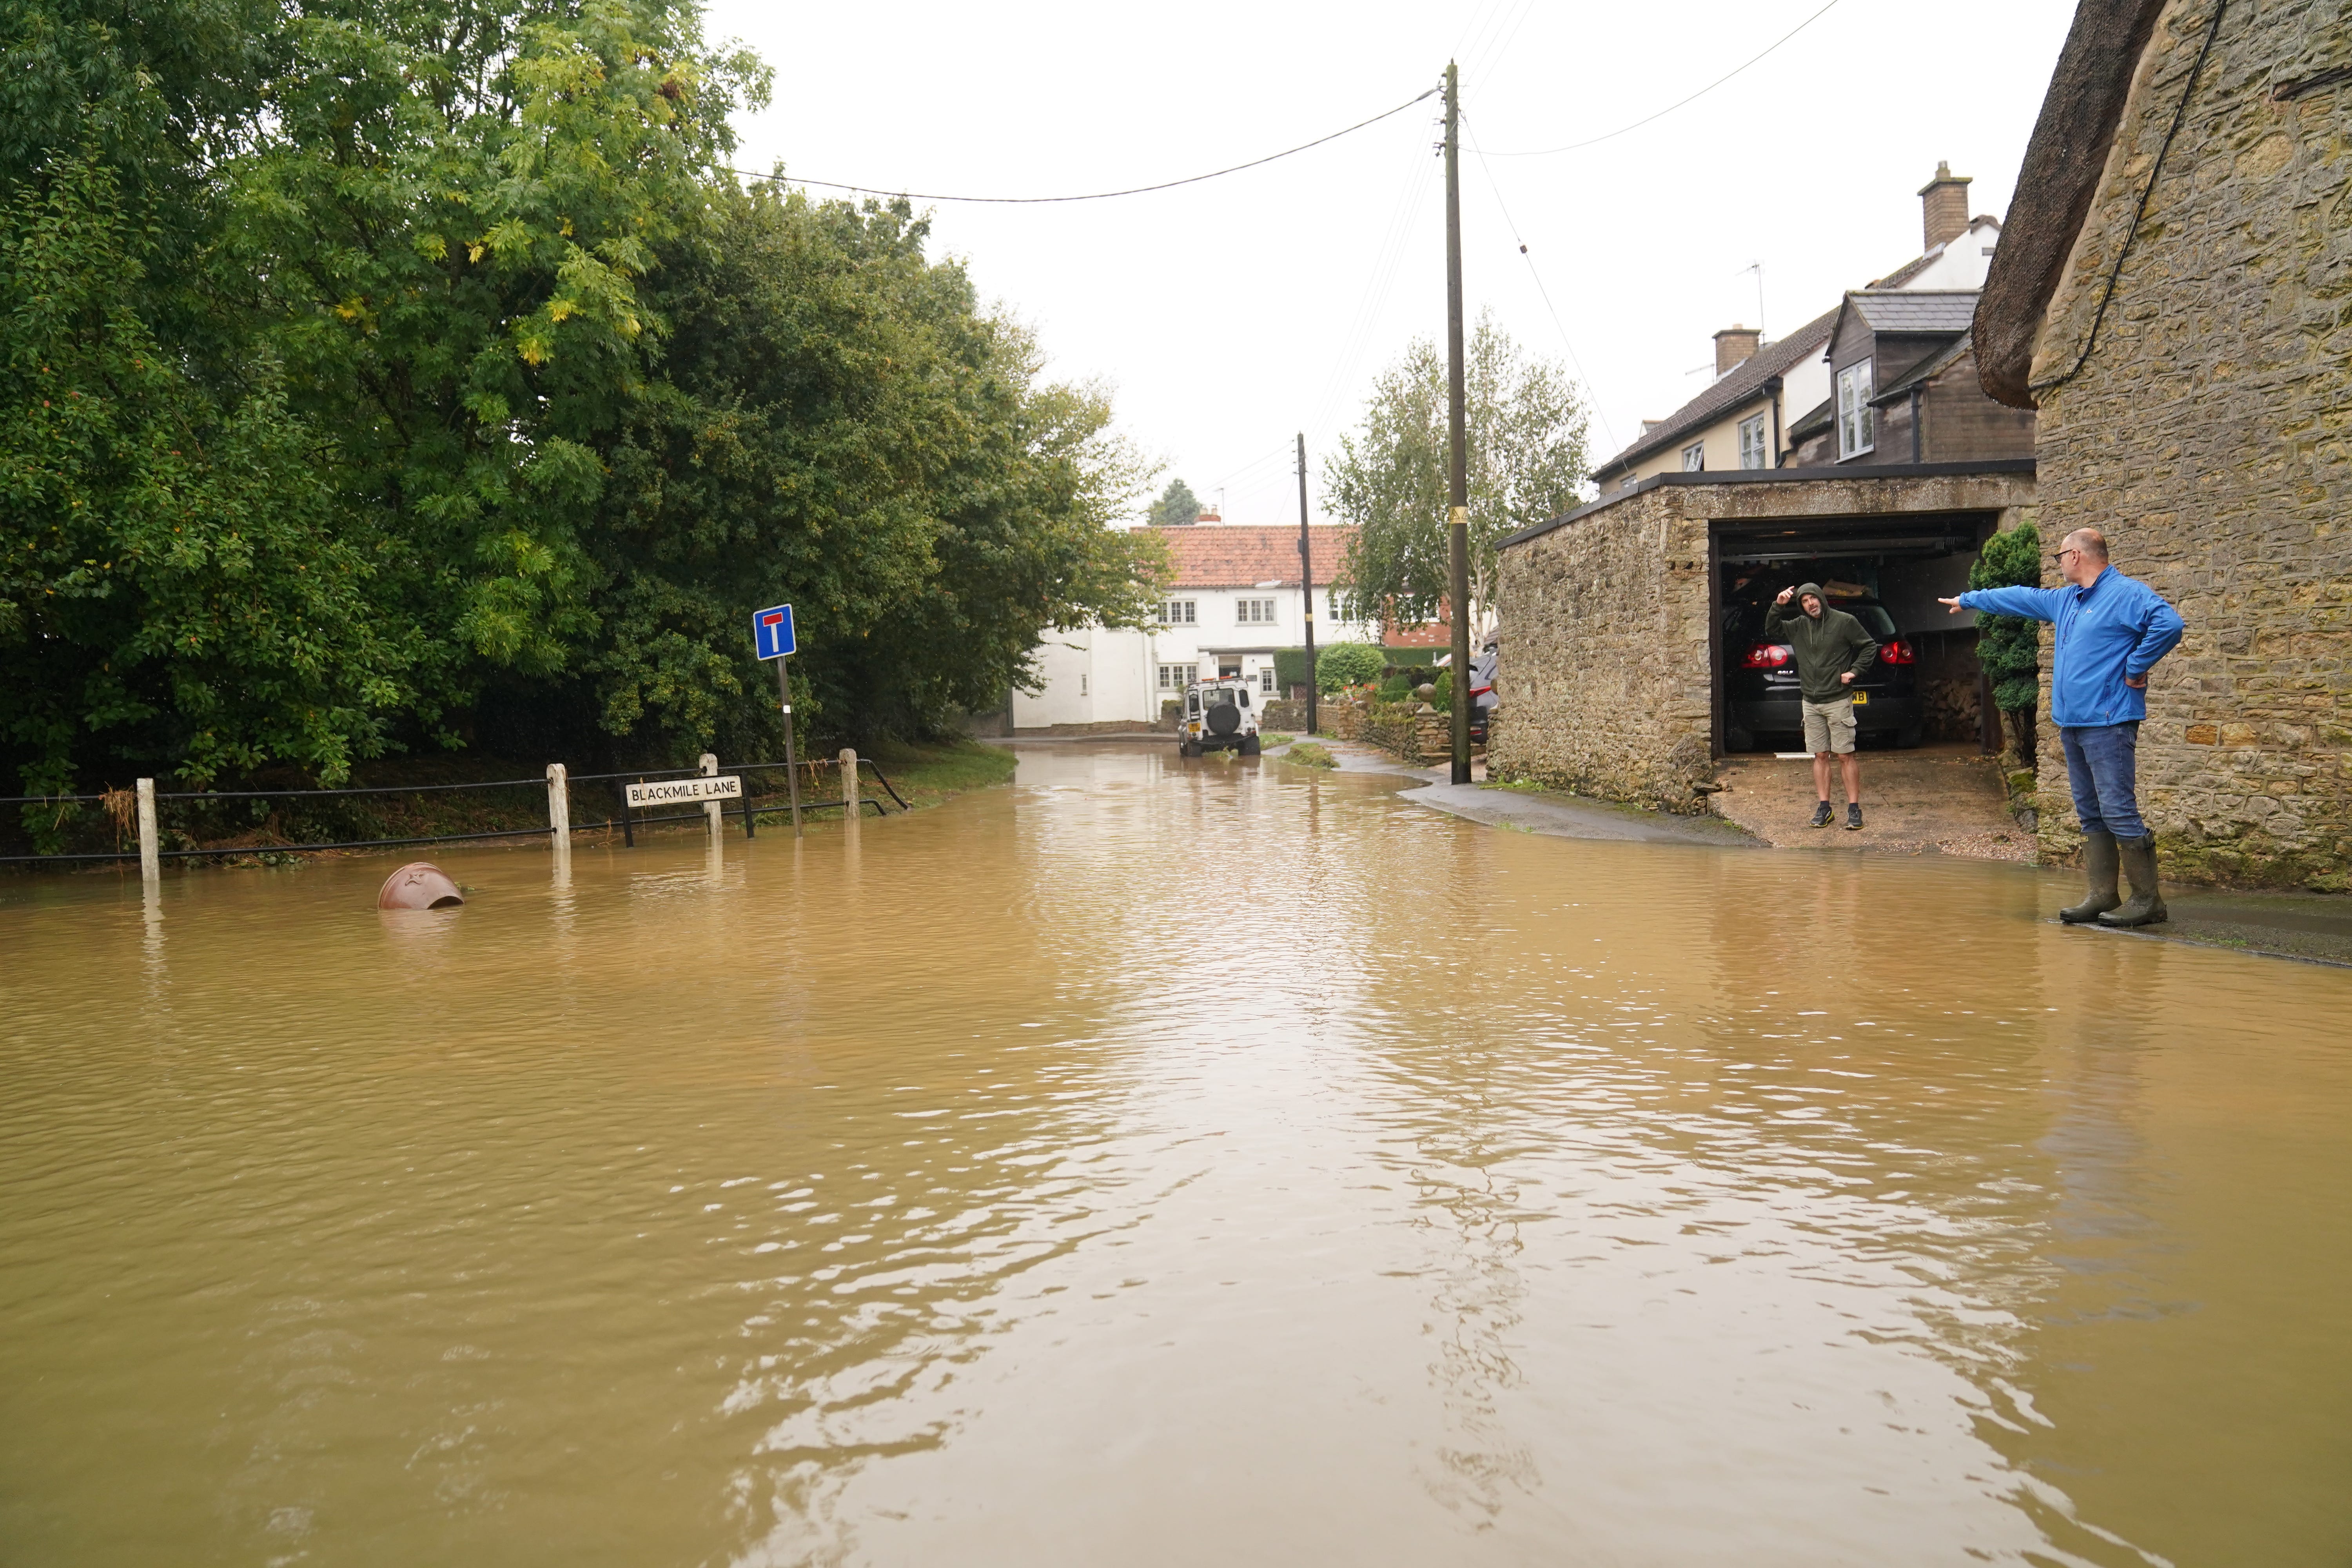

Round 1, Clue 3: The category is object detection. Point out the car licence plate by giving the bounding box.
[1851,691,1868,704]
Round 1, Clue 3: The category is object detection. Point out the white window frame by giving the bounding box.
[1837,360,1875,460]
[1259,667,1276,694]
[1237,598,1276,625]
[1681,442,1705,472]
[1738,413,1768,470]
[1159,599,1196,625]
[1156,663,1193,692]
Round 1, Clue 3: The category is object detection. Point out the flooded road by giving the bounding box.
[4,743,2349,1567]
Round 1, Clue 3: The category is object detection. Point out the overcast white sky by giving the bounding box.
[702,0,2074,527]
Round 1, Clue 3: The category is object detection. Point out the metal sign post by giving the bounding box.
[753,604,803,836]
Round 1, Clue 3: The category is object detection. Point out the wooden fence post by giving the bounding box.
[136,778,158,884]
[839,748,857,817]
[701,753,722,838]
[546,763,571,852]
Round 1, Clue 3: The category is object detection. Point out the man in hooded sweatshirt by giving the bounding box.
[1942,526,2184,927]
[1763,583,1878,829]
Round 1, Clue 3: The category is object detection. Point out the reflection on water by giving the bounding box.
[3,744,2348,1567]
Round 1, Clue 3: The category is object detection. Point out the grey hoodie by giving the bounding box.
[1761,582,1879,704]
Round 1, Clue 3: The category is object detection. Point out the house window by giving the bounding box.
[1259,668,1276,694]
[1738,414,1769,470]
[1157,663,1194,691]
[1682,442,1705,472]
[1237,598,1276,624]
[1837,360,1875,459]
[1159,599,1196,624]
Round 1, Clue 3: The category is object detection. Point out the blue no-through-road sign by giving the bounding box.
[752,603,797,661]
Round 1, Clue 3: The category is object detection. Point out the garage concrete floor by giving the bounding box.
[1709,741,2032,862]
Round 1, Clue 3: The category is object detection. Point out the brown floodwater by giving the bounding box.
[4,743,2348,1567]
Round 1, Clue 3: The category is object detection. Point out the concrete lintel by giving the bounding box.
[1504,460,2037,550]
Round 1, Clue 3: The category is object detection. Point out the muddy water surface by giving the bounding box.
[4,744,2348,1566]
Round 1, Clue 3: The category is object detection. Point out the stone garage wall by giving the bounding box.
[2023,0,2351,890]
[1489,487,1717,812]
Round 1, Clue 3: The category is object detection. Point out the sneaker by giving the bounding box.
[1809,801,1834,829]
[1846,803,1864,831]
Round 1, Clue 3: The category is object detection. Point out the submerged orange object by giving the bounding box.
[378,862,463,910]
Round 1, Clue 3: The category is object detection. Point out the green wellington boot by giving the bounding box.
[2099,835,2169,927]
[2060,828,2122,924]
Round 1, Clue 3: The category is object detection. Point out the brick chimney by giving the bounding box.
[1713,324,1762,377]
[1196,508,1220,523]
[1918,161,1972,252]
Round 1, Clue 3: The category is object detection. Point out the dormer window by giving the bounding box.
[1837,360,1875,460]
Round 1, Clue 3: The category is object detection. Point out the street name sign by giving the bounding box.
[625,775,742,809]
[752,603,797,661]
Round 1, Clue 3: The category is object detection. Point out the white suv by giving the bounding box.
[1177,677,1262,757]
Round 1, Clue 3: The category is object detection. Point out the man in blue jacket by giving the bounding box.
[1942,526,2185,927]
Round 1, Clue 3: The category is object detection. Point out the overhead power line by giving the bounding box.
[741,86,1439,205]
[1461,113,1620,459]
[1480,0,1842,157]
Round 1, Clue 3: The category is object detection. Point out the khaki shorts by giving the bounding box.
[1802,697,1857,755]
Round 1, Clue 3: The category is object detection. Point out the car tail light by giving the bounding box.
[1741,643,1791,669]
[1879,638,1916,664]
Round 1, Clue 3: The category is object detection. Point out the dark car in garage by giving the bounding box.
[1723,594,1923,751]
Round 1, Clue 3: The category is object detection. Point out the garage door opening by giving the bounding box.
[1711,514,1998,756]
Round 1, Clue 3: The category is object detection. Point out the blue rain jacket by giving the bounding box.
[1959,567,2184,728]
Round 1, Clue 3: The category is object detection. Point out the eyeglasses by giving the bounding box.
[2051,548,2082,561]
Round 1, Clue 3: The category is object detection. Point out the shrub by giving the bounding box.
[1272,647,1312,691]
[1969,522,2042,716]
[1317,642,1385,691]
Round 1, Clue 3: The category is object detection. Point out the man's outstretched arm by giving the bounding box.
[1942,585,2063,621]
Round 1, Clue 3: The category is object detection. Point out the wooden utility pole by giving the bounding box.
[1443,59,1472,785]
[1296,432,1317,736]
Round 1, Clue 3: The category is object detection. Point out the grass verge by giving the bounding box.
[859,739,1017,809]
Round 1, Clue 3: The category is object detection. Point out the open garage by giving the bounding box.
[1713,512,2000,755]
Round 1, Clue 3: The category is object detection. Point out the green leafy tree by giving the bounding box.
[1323,310,1587,630]
[1316,641,1384,692]
[0,0,1170,797]
[1148,477,1203,528]
[1969,521,2043,720]
[0,156,407,804]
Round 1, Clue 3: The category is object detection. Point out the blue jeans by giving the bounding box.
[2060,722,2145,839]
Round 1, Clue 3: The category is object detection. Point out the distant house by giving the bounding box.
[1591,166,2007,491]
[1973,0,2350,889]
[1013,517,1375,731]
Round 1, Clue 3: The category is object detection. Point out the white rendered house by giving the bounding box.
[1012,521,1377,730]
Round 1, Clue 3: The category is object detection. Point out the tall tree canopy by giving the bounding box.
[0,0,1161,795]
[1147,477,1203,528]
[1322,312,1587,631]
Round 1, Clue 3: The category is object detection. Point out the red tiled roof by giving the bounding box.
[1135,524,1357,588]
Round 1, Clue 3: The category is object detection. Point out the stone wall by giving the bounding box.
[2024,0,2351,890]
[1490,486,1719,811]
[1319,693,1448,764]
